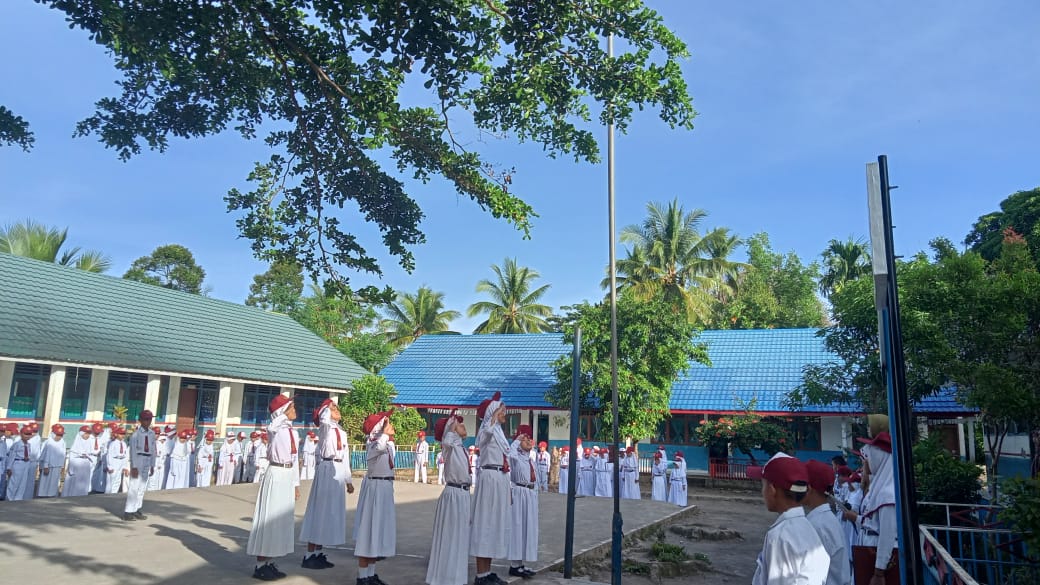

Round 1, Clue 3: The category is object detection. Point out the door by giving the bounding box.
[537,414,549,444]
[177,387,198,430]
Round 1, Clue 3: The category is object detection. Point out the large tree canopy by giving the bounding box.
[14,1,695,298]
[965,187,1040,269]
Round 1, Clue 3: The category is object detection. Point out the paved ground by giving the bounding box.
[0,479,695,585]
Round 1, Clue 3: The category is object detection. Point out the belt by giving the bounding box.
[15,458,30,462]
[369,476,394,481]
[653,473,664,477]
[447,482,471,490]
[481,464,505,471]
[322,457,344,462]
[863,529,880,537]
[269,461,294,468]
[135,453,152,456]
[513,482,535,489]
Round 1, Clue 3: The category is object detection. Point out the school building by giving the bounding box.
[0,253,368,444]
[380,329,979,472]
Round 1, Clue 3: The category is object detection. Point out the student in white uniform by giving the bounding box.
[150,430,170,490]
[840,471,863,569]
[216,432,237,486]
[558,446,571,495]
[846,432,898,585]
[426,409,472,585]
[470,391,511,585]
[0,423,8,499]
[414,430,430,484]
[353,409,397,585]
[195,430,216,487]
[748,453,829,585]
[436,449,445,485]
[105,427,130,493]
[667,452,688,506]
[231,431,247,483]
[299,398,354,570]
[594,448,613,498]
[804,460,851,585]
[124,410,157,521]
[166,429,192,489]
[247,394,301,581]
[508,425,539,579]
[621,446,641,499]
[254,432,270,484]
[37,424,67,498]
[651,451,668,502]
[534,441,550,493]
[244,431,261,484]
[468,445,478,489]
[300,431,318,481]
[579,447,596,496]
[64,425,95,497]
[89,422,111,493]
[5,425,40,501]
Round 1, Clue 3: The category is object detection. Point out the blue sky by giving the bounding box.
[2,1,1038,332]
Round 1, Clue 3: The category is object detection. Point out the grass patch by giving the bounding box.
[693,552,711,565]
[621,560,652,575]
[650,541,690,563]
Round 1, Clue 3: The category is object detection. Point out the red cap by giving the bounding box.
[177,429,189,439]
[561,446,569,452]
[513,425,532,440]
[91,422,104,433]
[538,441,548,449]
[857,432,892,453]
[269,393,292,413]
[20,425,33,436]
[261,432,269,440]
[204,430,215,440]
[850,472,863,483]
[468,445,476,451]
[674,451,684,459]
[5,422,17,433]
[474,447,480,454]
[476,391,502,420]
[108,421,119,429]
[162,425,174,434]
[312,398,336,425]
[362,409,394,435]
[52,424,65,435]
[434,409,461,442]
[306,431,316,438]
[746,453,809,493]
[626,446,635,453]
[658,444,665,450]
[114,427,127,436]
[806,460,835,492]
[249,431,259,439]
[138,409,154,421]
[653,451,662,458]
[835,465,853,478]
[583,448,591,456]
[79,425,91,433]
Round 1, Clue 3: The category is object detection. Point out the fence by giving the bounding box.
[708,457,755,481]
[918,501,1038,584]
[349,445,436,472]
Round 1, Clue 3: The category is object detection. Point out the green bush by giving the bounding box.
[913,434,982,524]
[650,541,690,563]
[999,477,1040,560]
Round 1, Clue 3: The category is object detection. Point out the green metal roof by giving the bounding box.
[0,253,367,391]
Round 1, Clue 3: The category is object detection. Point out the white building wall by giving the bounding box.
[0,359,14,416]
[85,368,109,421]
[820,417,847,452]
[164,376,181,425]
[41,366,67,431]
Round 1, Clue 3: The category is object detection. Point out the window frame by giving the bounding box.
[103,371,149,421]
[241,384,282,425]
[8,362,51,418]
[60,367,92,419]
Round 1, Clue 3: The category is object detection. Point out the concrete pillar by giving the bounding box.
[841,419,849,453]
[957,419,967,460]
[165,376,181,423]
[0,360,15,417]
[144,374,162,414]
[917,417,929,439]
[280,386,294,399]
[226,382,244,427]
[215,382,232,437]
[85,369,109,421]
[41,366,67,430]
[967,420,977,462]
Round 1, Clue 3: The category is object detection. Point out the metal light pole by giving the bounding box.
[606,32,623,585]
[563,327,581,578]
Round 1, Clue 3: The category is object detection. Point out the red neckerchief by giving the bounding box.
[144,433,150,453]
[529,457,535,482]
[336,428,342,451]
[289,429,297,454]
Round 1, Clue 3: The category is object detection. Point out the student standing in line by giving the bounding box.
[426,410,471,585]
[593,448,612,498]
[804,460,851,585]
[244,431,261,484]
[579,447,596,496]
[667,452,688,507]
[300,431,318,481]
[558,446,570,495]
[124,410,156,521]
[254,432,270,484]
[37,424,67,498]
[353,408,397,585]
[5,424,39,501]
[166,429,192,489]
[64,425,94,497]
[470,391,511,585]
[748,453,828,585]
[150,429,170,491]
[414,430,430,484]
[105,427,130,493]
[246,394,301,581]
[507,425,539,579]
[196,430,216,487]
[216,432,237,486]
[650,451,668,502]
[845,433,898,585]
[299,398,354,570]
[90,422,112,493]
[534,441,550,493]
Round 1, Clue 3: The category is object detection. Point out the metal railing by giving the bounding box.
[920,526,980,585]
[708,457,755,481]
[921,524,1037,585]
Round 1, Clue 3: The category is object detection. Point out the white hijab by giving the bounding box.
[478,398,509,456]
[367,414,389,442]
[860,443,895,516]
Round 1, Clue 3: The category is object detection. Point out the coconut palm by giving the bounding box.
[606,199,745,321]
[467,258,554,333]
[381,287,460,348]
[0,219,111,272]
[819,237,872,297]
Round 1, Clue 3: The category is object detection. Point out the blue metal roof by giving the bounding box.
[381,329,975,415]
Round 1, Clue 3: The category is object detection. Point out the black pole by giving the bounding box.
[877,155,922,585]
[563,326,581,578]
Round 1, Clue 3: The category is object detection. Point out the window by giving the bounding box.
[772,416,822,450]
[419,409,443,436]
[293,389,330,426]
[242,384,282,424]
[576,414,601,440]
[60,367,92,419]
[654,414,703,445]
[8,363,50,418]
[504,413,521,439]
[183,378,220,423]
[104,371,148,421]
[155,376,170,419]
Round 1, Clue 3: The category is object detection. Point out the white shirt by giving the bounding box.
[266,415,301,487]
[415,439,429,463]
[366,434,394,477]
[752,506,829,585]
[128,427,156,472]
[806,504,851,585]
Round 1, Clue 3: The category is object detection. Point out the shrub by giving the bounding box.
[999,477,1040,560]
[913,434,982,524]
[650,541,690,563]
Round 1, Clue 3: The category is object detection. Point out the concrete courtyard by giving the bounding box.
[0,480,695,584]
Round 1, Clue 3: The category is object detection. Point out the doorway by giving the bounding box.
[537,414,549,445]
[177,387,198,430]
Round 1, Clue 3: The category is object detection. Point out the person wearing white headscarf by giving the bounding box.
[299,398,354,569]
[301,432,318,481]
[91,423,113,493]
[668,452,688,506]
[594,449,613,497]
[216,432,238,486]
[37,424,67,498]
[247,394,302,581]
[470,391,511,585]
[166,430,192,489]
[63,425,95,497]
[105,428,130,493]
[507,425,539,579]
[196,430,216,487]
[149,431,169,490]
[353,408,397,585]
[426,410,472,585]
[846,432,897,585]
[651,452,668,502]
[5,426,40,501]
[579,448,597,496]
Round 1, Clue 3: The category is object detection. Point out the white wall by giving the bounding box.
[820,417,847,452]
[0,359,13,417]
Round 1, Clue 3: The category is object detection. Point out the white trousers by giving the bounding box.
[415,462,427,483]
[125,471,149,513]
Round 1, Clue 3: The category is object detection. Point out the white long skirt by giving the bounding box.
[6,462,35,501]
[167,458,190,489]
[469,469,510,558]
[353,477,396,558]
[63,458,92,497]
[300,460,347,546]
[37,466,61,497]
[667,478,687,506]
[580,468,596,496]
[196,463,213,487]
[508,485,539,562]
[149,457,167,490]
[247,465,298,558]
[216,461,235,486]
[558,467,569,494]
[594,472,612,497]
[651,475,667,501]
[426,485,472,585]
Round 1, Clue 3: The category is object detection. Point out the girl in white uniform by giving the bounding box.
[507,425,539,579]
[299,398,354,569]
[353,409,397,585]
[105,428,130,493]
[195,430,216,487]
[166,430,192,489]
[63,426,95,497]
[36,424,67,498]
[667,452,688,506]
[216,432,237,486]
[426,410,472,585]
[651,452,668,502]
[470,391,512,585]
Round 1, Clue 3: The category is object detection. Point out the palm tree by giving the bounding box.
[0,219,111,272]
[607,199,745,321]
[467,258,554,333]
[819,237,872,297]
[381,287,460,348]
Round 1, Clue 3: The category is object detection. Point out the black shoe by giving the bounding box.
[473,576,486,585]
[317,553,334,568]
[122,513,136,521]
[268,563,286,578]
[371,574,388,585]
[132,511,147,520]
[508,567,526,578]
[521,568,536,578]
[301,555,320,569]
[487,573,508,585]
[252,565,279,581]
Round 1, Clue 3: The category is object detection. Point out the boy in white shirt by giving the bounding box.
[748,453,829,585]
[804,460,851,585]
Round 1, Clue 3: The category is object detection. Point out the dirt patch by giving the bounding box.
[572,486,774,584]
